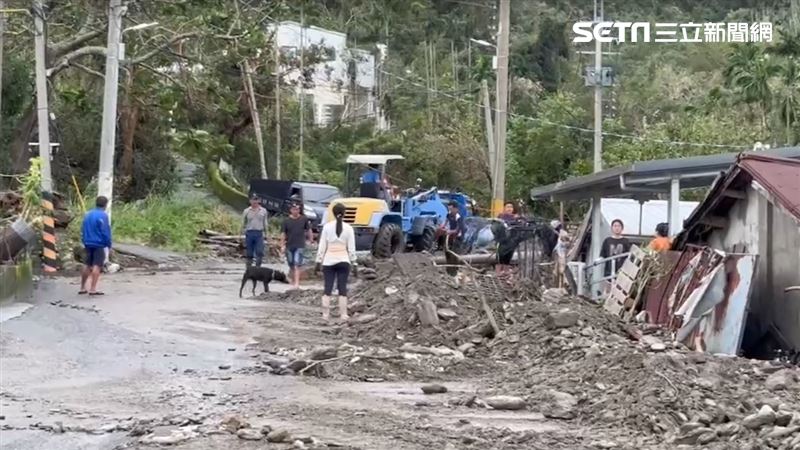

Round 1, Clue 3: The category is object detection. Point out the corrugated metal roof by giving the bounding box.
[530,147,800,201]
[739,154,800,221]
[675,153,800,248]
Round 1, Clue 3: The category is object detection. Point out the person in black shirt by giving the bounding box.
[281,202,313,289]
[441,201,466,276]
[600,218,631,277]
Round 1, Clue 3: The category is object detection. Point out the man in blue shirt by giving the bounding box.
[360,164,382,184]
[79,196,112,296]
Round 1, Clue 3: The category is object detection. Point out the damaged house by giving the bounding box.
[673,154,800,358]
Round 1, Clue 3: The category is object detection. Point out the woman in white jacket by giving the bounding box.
[315,203,357,322]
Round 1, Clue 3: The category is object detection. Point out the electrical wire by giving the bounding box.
[378,68,751,150]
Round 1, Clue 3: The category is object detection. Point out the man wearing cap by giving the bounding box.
[242,195,269,267]
[280,201,313,289]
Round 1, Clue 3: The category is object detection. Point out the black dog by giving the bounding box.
[239,266,289,297]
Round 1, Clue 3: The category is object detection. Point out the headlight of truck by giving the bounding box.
[304,205,318,219]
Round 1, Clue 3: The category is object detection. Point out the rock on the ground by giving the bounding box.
[590,441,617,449]
[776,410,794,427]
[543,390,577,420]
[308,346,337,361]
[766,425,800,439]
[437,308,458,321]
[263,358,289,370]
[457,342,476,354]
[766,369,796,391]
[485,395,526,411]
[417,298,440,326]
[743,405,777,430]
[715,422,741,437]
[237,428,264,441]
[267,428,291,443]
[674,427,715,445]
[140,428,194,445]
[544,310,579,330]
[287,360,308,372]
[351,313,377,324]
[421,384,448,395]
[221,415,248,433]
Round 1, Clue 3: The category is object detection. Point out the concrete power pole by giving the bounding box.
[590,0,605,297]
[33,0,58,272]
[33,1,52,193]
[98,0,124,216]
[298,8,305,181]
[274,40,281,179]
[0,0,5,142]
[492,0,510,217]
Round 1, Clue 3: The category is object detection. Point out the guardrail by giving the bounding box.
[569,253,630,301]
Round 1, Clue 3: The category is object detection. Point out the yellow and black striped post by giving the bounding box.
[41,191,58,273]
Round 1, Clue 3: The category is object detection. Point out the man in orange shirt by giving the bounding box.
[649,222,671,252]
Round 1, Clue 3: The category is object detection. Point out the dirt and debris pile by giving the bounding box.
[332,253,539,351]
[473,288,800,448]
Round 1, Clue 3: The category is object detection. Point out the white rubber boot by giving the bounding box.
[338,296,350,321]
[322,295,331,321]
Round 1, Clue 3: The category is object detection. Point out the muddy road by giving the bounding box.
[0,263,575,450]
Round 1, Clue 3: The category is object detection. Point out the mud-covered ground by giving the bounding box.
[3,257,800,450]
[0,261,584,450]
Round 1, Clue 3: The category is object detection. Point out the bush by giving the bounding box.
[111,196,240,252]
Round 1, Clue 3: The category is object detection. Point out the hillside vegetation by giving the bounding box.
[1,0,798,219]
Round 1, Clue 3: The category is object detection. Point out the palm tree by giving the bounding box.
[778,60,800,145]
[726,45,781,132]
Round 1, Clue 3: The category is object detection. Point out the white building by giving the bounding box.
[272,21,389,129]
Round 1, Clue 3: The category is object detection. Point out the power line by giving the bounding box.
[378,68,750,150]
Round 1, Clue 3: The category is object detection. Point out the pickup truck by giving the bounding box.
[248,179,341,231]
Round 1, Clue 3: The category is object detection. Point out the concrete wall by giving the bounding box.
[0,258,33,304]
[707,183,800,348]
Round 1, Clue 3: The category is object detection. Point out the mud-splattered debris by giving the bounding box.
[309,346,338,361]
[766,369,795,391]
[743,405,776,430]
[544,310,579,330]
[437,308,458,321]
[421,384,448,395]
[714,422,741,437]
[674,427,715,445]
[351,313,377,324]
[266,428,291,443]
[237,428,264,440]
[287,360,308,372]
[484,395,526,411]
[221,415,247,433]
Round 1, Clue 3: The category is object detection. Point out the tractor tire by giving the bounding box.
[373,223,404,259]
[413,226,436,252]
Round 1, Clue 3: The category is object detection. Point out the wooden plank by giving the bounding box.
[723,189,747,200]
[699,215,728,228]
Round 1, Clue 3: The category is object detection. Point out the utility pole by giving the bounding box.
[0,0,5,142]
[298,7,305,180]
[481,79,496,187]
[98,0,124,216]
[242,60,268,179]
[589,0,605,298]
[492,0,510,217]
[33,1,52,192]
[33,0,57,272]
[274,39,281,179]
